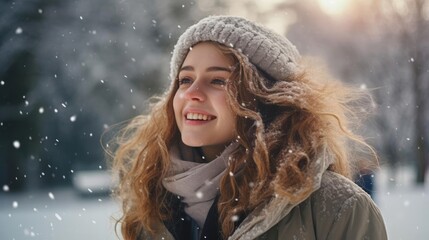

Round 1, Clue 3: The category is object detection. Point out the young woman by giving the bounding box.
[110,16,388,240]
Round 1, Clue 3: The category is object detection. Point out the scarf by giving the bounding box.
[162,142,237,227]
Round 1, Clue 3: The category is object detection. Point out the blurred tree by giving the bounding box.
[282,0,428,184]
[0,0,205,191]
[374,0,429,184]
[0,0,46,191]
[334,0,429,184]
[282,1,413,174]
[218,0,428,184]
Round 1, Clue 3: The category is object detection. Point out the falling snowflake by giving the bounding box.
[49,192,55,200]
[15,27,23,34]
[55,213,62,221]
[13,140,20,149]
[403,200,410,207]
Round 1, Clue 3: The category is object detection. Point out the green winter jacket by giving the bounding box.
[229,170,388,240]
[140,170,387,240]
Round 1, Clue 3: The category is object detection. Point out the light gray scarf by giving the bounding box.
[162,142,237,227]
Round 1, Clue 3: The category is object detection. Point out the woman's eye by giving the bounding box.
[178,77,192,85]
[211,78,226,86]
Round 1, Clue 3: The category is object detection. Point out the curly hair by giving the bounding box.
[108,41,377,239]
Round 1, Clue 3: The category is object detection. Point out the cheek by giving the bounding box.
[219,95,236,127]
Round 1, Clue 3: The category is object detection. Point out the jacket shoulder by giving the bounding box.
[271,171,387,240]
[312,170,369,214]
[312,171,387,239]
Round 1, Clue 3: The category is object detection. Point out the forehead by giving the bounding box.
[181,42,235,69]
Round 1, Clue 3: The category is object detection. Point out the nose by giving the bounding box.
[184,81,206,101]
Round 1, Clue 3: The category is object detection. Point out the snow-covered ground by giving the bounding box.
[0,189,120,240]
[375,166,429,240]
[0,166,428,240]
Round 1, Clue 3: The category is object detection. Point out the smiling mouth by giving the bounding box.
[186,113,215,121]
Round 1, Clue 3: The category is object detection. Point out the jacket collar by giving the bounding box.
[228,152,332,240]
[156,146,333,240]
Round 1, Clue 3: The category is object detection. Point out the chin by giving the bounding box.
[182,139,205,147]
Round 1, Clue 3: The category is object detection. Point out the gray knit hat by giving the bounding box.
[170,15,301,82]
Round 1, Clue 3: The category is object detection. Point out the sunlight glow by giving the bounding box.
[226,0,296,36]
[318,0,350,16]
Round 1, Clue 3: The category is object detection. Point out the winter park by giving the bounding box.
[1,0,428,239]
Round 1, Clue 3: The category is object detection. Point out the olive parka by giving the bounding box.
[139,170,387,240]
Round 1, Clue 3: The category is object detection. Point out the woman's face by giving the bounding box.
[173,42,237,160]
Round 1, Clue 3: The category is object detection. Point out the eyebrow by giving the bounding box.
[179,65,232,73]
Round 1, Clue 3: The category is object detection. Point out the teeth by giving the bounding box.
[186,113,212,120]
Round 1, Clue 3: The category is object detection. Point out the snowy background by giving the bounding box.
[1,0,428,239]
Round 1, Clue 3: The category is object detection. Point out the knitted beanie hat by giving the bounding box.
[170,15,301,82]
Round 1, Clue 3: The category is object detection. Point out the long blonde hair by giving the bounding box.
[108,42,376,239]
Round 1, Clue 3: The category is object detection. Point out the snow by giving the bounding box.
[12,140,20,149]
[0,166,427,239]
[48,192,55,200]
[375,166,429,240]
[0,189,119,240]
[15,27,23,34]
[231,215,239,222]
[69,115,77,122]
[54,213,62,221]
[196,191,203,199]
